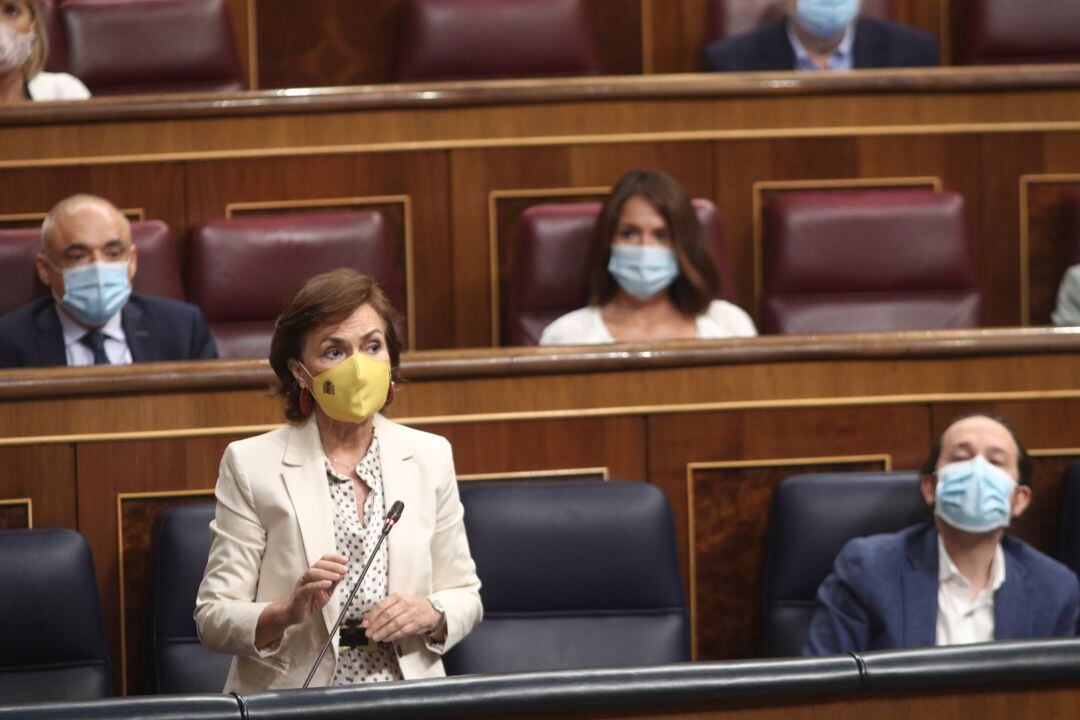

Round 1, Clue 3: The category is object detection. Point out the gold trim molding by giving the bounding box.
[0,497,33,528]
[246,0,259,90]
[1018,173,1080,326]
[1030,448,1080,458]
[457,466,609,482]
[639,0,654,74]
[0,207,145,227]
[7,388,1080,448]
[7,121,1080,170]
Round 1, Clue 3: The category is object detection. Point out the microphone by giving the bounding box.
[302,500,405,688]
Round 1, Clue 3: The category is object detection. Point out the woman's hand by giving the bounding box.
[255,553,348,649]
[363,593,444,643]
[282,554,349,626]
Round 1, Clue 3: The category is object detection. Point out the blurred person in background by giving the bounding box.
[705,0,938,73]
[0,194,216,367]
[540,169,756,345]
[0,0,89,102]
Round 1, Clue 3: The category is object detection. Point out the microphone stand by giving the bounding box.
[302,502,403,688]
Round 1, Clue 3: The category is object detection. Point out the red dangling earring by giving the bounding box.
[299,386,314,416]
[384,381,396,407]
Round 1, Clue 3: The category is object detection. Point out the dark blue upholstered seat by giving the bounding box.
[444,479,690,674]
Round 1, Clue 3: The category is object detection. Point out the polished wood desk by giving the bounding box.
[4,68,1080,347]
[1,328,1079,693]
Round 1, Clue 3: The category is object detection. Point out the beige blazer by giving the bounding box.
[195,413,482,692]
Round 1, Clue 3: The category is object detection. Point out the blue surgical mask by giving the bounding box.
[52,260,132,327]
[795,0,859,39]
[934,455,1017,534]
[607,244,680,301]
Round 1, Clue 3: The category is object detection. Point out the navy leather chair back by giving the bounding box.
[1058,461,1080,578]
[0,528,111,702]
[153,503,232,693]
[763,472,925,657]
[445,480,690,674]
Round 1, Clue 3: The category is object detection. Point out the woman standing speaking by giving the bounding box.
[196,269,481,691]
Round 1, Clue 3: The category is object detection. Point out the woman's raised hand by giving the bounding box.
[256,553,348,650]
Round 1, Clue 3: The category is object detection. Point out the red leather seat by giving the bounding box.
[0,228,44,316]
[62,0,243,95]
[761,189,981,335]
[397,0,599,82]
[187,212,405,359]
[703,0,893,44]
[952,0,1080,65]
[131,220,185,301]
[504,199,734,346]
[0,220,183,315]
[38,0,69,73]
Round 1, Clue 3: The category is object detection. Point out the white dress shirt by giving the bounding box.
[57,306,133,366]
[325,435,402,684]
[786,21,856,71]
[27,71,91,101]
[539,299,757,345]
[935,536,1006,646]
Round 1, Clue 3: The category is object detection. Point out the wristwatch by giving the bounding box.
[428,596,447,634]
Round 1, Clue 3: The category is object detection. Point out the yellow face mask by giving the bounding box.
[300,353,391,423]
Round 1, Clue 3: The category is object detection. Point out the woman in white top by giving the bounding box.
[0,0,90,103]
[540,169,756,345]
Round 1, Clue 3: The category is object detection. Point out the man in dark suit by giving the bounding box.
[803,414,1079,655]
[704,0,939,72]
[0,194,217,368]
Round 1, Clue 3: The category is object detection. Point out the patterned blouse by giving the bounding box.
[325,435,403,684]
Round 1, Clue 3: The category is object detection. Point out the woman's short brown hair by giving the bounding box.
[20,0,48,81]
[269,269,402,423]
[586,169,721,317]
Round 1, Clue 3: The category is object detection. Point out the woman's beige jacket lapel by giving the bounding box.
[279,413,424,661]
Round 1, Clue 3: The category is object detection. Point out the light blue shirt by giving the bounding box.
[786,20,856,71]
[56,302,133,366]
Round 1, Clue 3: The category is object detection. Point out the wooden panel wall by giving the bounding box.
[3,341,1080,692]
[254,0,643,88]
[10,397,1080,691]
[1023,173,1080,325]
[84,435,244,696]
[184,152,452,347]
[252,0,949,88]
